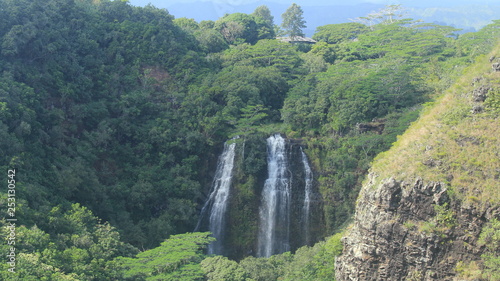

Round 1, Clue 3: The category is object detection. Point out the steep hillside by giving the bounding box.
[335,44,500,280]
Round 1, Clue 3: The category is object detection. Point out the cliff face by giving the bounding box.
[335,174,498,280]
[198,135,324,260]
[335,50,500,280]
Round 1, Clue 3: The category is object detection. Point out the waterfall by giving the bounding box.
[301,148,313,245]
[196,135,317,258]
[257,134,291,257]
[196,140,237,255]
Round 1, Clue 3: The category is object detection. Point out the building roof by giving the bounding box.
[277,36,317,44]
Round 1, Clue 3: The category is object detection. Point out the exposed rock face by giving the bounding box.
[492,62,500,71]
[471,105,483,114]
[356,121,385,134]
[335,173,495,281]
[472,85,490,102]
[471,77,483,86]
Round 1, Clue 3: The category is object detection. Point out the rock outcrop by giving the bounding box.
[472,85,490,102]
[335,49,500,281]
[335,173,497,281]
[356,120,385,134]
[492,62,500,72]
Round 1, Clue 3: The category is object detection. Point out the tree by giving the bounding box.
[118,232,214,280]
[234,104,269,137]
[173,17,200,32]
[214,13,260,44]
[195,28,229,53]
[300,52,327,73]
[253,5,275,39]
[0,203,136,280]
[309,41,336,64]
[253,5,274,26]
[239,253,293,281]
[281,3,306,40]
[201,256,249,281]
[313,22,369,44]
[220,39,303,76]
[219,21,245,44]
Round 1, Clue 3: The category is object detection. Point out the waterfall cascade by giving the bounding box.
[257,134,291,257]
[301,148,313,245]
[196,134,318,259]
[196,140,236,255]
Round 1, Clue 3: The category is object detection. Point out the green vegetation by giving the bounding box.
[366,18,500,280]
[370,48,500,206]
[313,22,369,44]
[0,203,136,280]
[418,203,456,237]
[202,256,249,281]
[1,0,499,279]
[457,219,500,280]
[118,232,214,280]
[478,219,500,280]
[281,3,307,39]
[485,86,500,114]
[200,233,343,281]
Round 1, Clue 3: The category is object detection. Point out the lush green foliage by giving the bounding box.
[118,232,213,280]
[485,86,500,114]
[252,5,275,40]
[214,11,275,45]
[201,233,343,281]
[281,3,306,39]
[1,0,499,279]
[0,0,218,251]
[313,22,369,44]
[478,219,500,280]
[0,203,136,280]
[201,256,249,281]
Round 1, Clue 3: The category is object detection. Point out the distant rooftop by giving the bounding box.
[277,36,317,44]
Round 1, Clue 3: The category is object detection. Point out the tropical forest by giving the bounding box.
[1,0,500,280]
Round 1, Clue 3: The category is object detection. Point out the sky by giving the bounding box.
[128,0,500,35]
[129,0,498,8]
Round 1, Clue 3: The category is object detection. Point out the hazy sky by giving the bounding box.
[129,0,498,8]
[128,0,500,34]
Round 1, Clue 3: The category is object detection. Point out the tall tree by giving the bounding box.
[253,5,274,26]
[281,3,306,40]
[253,5,275,39]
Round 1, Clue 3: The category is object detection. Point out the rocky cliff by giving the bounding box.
[336,174,499,280]
[335,50,500,280]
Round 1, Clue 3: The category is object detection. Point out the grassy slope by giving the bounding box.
[370,43,500,208]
